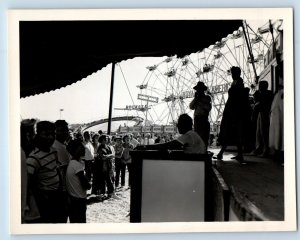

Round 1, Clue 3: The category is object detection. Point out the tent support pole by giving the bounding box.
[107,62,116,135]
[242,20,258,84]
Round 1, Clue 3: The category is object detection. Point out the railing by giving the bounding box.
[212,167,270,221]
[211,167,230,221]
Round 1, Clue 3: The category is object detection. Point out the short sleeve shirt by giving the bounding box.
[83,141,94,161]
[66,159,86,198]
[176,130,206,154]
[52,140,71,167]
[26,147,60,191]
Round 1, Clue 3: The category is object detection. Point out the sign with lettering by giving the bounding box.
[120,127,128,133]
[126,105,148,110]
[164,126,175,133]
[209,83,231,94]
[142,126,152,132]
[138,94,159,103]
[152,126,162,133]
[133,126,142,133]
[181,90,195,99]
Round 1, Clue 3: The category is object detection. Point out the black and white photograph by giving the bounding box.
[8,8,296,234]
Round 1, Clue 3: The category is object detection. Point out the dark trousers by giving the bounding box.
[84,160,93,181]
[60,191,69,223]
[127,162,132,187]
[91,160,102,194]
[100,171,114,194]
[194,115,210,149]
[115,158,126,187]
[68,195,87,223]
[35,189,65,223]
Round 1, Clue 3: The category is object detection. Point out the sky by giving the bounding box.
[20,56,166,126]
[20,19,272,131]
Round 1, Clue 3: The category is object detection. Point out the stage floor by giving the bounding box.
[210,148,284,220]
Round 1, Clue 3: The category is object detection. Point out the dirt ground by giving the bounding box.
[86,178,131,223]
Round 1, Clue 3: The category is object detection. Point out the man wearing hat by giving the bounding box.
[189,81,212,150]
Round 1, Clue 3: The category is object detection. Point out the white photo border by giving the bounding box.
[9,8,296,234]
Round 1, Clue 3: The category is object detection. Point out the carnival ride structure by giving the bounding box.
[135,20,283,128]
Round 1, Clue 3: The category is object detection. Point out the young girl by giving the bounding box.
[122,135,134,188]
[66,139,91,223]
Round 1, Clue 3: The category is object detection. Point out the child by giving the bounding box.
[66,139,91,223]
[122,135,134,188]
[114,136,125,188]
[26,121,63,223]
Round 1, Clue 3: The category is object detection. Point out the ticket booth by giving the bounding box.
[130,150,213,222]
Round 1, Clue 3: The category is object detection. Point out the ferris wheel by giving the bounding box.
[137,20,282,127]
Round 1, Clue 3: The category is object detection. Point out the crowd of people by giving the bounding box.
[20,118,183,224]
[20,64,284,224]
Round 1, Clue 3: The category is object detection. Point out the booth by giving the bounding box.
[130,150,213,222]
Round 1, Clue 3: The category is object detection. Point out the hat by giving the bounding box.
[193,81,207,91]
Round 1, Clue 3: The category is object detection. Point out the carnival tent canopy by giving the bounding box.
[20,20,243,98]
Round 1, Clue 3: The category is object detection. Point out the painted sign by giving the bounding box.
[133,126,142,133]
[120,127,128,133]
[164,126,175,133]
[209,83,231,94]
[126,105,148,110]
[180,90,195,99]
[118,125,176,133]
[152,126,162,133]
[138,94,159,103]
[142,126,152,132]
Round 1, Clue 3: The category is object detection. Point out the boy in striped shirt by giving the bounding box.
[26,121,64,223]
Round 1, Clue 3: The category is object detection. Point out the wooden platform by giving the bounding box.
[211,148,284,220]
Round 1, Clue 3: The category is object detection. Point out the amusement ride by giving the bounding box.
[84,20,283,135]
[133,20,283,132]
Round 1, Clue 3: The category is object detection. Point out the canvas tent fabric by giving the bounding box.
[20,20,243,98]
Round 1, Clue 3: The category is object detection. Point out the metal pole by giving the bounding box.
[269,20,277,63]
[242,20,258,84]
[145,101,149,126]
[107,62,116,135]
[59,109,63,119]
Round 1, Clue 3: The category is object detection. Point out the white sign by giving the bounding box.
[164,126,175,133]
[120,127,128,133]
[126,105,147,110]
[133,126,142,132]
[152,126,162,133]
[138,94,159,103]
[142,126,152,132]
[209,83,231,94]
